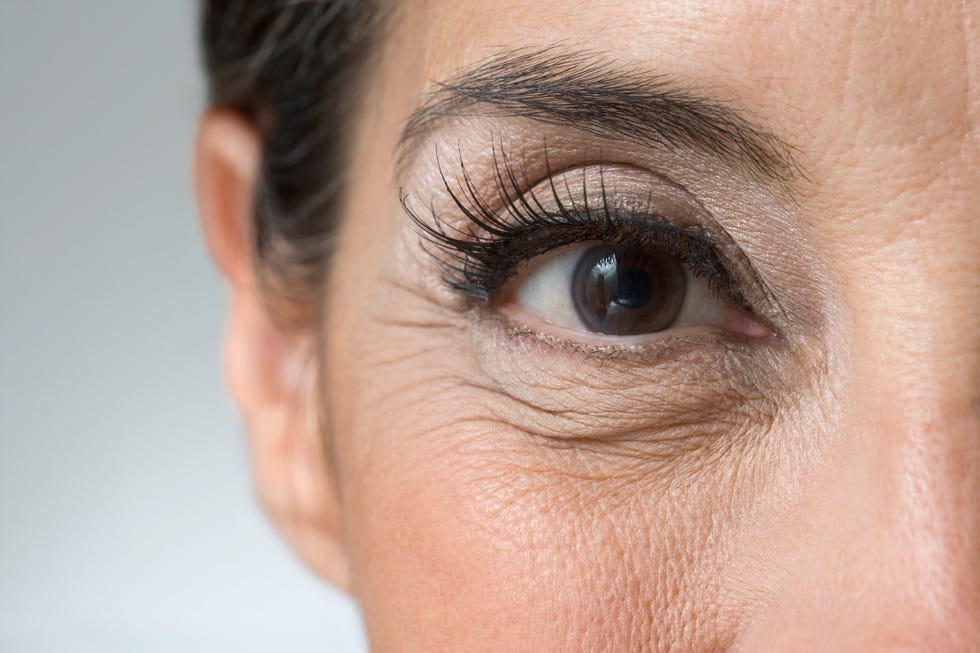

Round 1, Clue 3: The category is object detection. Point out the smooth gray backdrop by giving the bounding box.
[0,2,365,651]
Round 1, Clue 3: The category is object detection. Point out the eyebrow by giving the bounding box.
[397,48,801,186]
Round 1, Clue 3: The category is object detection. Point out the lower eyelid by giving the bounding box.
[476,310,774,381]
[490,311,725,359]
[496,297,732,350]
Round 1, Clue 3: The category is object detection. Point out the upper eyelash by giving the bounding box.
[400,144,750,310]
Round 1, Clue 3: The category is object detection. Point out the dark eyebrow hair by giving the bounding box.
[397,48,801,186]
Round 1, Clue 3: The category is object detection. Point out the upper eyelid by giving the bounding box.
[405,141,727,250]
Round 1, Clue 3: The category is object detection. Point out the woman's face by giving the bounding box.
[201,0,980,650]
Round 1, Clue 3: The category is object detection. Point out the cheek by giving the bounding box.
[321,154,837,648]
[331,363,788,652]
[321,236,831,650]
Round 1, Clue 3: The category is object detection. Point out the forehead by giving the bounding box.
[407,1,973,117]
[381,0,976,233]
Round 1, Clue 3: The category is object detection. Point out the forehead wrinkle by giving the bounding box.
[395,46,805,190]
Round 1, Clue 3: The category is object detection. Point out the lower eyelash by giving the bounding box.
[400,145,749,311]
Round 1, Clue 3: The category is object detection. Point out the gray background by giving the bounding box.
[0,2,365,651]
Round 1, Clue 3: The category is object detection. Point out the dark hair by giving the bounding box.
[201,1,383,326]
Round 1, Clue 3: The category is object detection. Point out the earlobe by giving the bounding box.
[193,109,351,592]
[224,294,352,592]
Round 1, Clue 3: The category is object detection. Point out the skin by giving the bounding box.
[195,1,980,650]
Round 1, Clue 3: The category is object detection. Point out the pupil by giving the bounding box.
[572,244,687,335]
[612,267,654,309]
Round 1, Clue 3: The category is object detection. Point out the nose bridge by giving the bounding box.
[861,208,980,570]
[841,218,980,644]
[821,357,980,651]
[872,385,980,628]
[740,391,980,650]
[752,197,980,649]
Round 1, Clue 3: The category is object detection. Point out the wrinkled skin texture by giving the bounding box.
[197,1,980,651]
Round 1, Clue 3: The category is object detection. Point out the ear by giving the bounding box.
[194,109,350,591]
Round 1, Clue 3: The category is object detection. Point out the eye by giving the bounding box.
[404,158,780,344]
[509,241,761,339]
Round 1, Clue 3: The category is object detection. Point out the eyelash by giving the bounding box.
[401,147,753,314]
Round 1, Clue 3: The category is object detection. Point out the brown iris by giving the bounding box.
[571,244,687,335]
